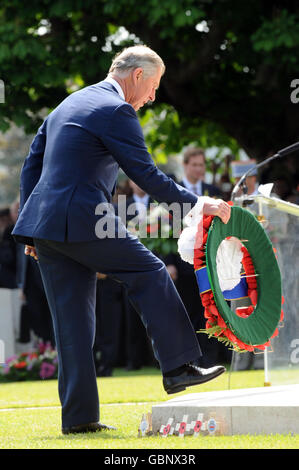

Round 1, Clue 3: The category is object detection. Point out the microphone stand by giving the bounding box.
[229,141,299,384]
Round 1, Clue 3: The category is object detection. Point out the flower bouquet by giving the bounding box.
[0,341,58,382]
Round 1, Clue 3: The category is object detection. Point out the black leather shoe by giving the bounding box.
[62,422,117,435]
[163,364,226,395]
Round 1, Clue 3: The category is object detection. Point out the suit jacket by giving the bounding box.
[13,82,197,246]
[179,180,222,198]
[123,195,153,221]
[0,224,17,288]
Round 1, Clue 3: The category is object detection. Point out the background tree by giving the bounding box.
[0,0,298,196]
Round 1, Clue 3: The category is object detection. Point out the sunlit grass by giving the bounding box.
[0,368,298,449]
[0,367,265,410]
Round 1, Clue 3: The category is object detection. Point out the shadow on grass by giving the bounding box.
[112,367,161,377]
[34,430,129,442]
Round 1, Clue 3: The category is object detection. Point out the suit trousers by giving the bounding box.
[34,233,201,428]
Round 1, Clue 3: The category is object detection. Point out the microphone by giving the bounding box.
[231,142,299,201]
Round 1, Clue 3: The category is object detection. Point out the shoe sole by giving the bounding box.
[165,367,226,395]
[62,424,117,434]
[166,385,186,395]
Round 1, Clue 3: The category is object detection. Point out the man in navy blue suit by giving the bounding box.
[12,45,231,434]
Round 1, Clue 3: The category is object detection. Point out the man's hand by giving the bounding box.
[166,264,178,282]
[96,272,108,280]
[25,245,38,261]
[20,290,26,302]
[203,198,231,224]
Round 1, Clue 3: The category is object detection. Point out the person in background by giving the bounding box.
[93,271,126,376]
[218,154,234,201]
[0,207,13,238]
[180,147,222,198]
[124,180,157,370]
[93,182,128,377]
[231,159,259,197]
[93,179,156,376]
[166,147,230,368]
[17,245,55,346]
[10,199,55,346]
[0,201,19,289]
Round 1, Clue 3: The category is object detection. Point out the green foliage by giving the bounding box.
[0,1,298,159]
[103,0,205,35]
[139,235,178,257]
[140,104,241,165]
[0,0,113,132]
[252,9,299,53]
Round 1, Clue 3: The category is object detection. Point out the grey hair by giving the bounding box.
[108,45,165,79]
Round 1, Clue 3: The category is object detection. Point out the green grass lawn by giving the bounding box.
[0,367,298,449]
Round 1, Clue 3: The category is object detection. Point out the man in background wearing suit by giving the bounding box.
[167,147,231,368]
[181,147,222,198]
[124,180,157,370]
[12,46,230,434]
[0,202,19,289]
[18,250,55,345]
[94,179,156,377]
